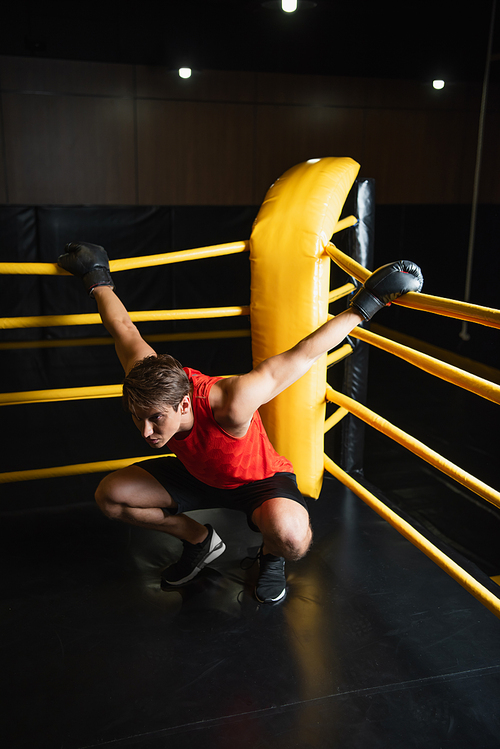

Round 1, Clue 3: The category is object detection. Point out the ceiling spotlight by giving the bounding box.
[433,79,445,90]
[262,1,317,10]
[179,67,192,79]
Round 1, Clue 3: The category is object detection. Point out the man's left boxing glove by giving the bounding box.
[349,260,423,321]
[58,242,115,297]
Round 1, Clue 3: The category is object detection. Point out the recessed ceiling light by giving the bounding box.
[261,1,317,9]
[433,79,445,89]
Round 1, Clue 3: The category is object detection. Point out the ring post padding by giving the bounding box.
[250,157,360,498]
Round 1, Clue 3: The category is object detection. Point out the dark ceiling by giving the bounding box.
[1,1,499,84]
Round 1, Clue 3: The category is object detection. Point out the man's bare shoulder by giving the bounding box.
[209,376,254,437]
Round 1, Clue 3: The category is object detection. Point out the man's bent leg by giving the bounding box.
[249,498,312,605]
[95,465,226,585]
[95,465,208,543]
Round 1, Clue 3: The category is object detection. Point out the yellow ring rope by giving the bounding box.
[0,328,251,351]
[0,384,123,406]
[324,455,500,619]
[0,455,172,484]
[0,241,249,276]
[329,282,356,303]
[326,343,353,368]
[325,384,500,511]
[0,286,351,336]
[326,243,500,330]
[0,342,352,406]
[324,407,349,433]
[351,326,500,405]
[0,217,356,277]
[0,305,250,330]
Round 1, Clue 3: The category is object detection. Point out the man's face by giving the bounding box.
[131,403,184,449]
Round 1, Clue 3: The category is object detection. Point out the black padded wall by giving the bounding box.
[373,204,500,369]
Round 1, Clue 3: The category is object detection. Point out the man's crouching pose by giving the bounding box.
[58,242,423,605]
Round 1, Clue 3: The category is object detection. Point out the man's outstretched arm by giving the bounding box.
[58,242,155,374]
[214,308,363,433]
[215,260,423,433]
[92,286,155,374]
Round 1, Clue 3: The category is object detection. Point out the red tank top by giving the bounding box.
[167,368,293,489]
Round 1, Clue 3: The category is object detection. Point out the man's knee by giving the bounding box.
[95,472,128,520]
[94,465,175,522]
[254,499,312,560]
[277,521,312,560]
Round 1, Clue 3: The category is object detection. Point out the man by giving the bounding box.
[58,242,423,605]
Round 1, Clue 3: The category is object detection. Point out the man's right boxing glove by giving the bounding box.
[349,260,423,321]
[58,242,115,297]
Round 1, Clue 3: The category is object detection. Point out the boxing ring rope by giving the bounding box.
[0,329,252,351]
[349,326,500,405]
[0,218,357,278]
[324,385,500,510]
[326,243,500,330]
[0,455,171,485]
[0,240,250,276]
[322,253,500,618]
[0,305,251,330]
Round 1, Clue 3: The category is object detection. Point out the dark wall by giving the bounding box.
[373,204,500,369]
[1,54,499,206]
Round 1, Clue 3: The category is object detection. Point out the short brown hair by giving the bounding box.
[122,354,191,414]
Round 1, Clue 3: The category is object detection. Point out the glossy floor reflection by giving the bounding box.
[2,472,500,749]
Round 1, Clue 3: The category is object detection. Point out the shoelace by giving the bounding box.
[240,549,260,571]
[177,538,207,563]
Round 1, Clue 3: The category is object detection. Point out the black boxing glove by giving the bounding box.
[349,260,423,321]
[58,242,115,297]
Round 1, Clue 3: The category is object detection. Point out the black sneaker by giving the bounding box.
[161,524,225,586]
[255,546,287,605]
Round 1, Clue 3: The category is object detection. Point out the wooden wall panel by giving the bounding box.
[136,65,256,102]
[2,92,136,204]
[254,105,365,204]
[256,72,484,112]
[362,77,483,112]
[137,99,255,205]
[256,71,369,107]
[362,108,478,204]
[479,111,500,203]
[0,105,7,203]
[0,56,498,206]
[0,56,134,97]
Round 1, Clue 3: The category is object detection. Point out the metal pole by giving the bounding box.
[460,0,497,341]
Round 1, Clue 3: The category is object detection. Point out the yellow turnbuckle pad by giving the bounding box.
[250,157,360,498]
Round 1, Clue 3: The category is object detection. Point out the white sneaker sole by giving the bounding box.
[255,585,287,605]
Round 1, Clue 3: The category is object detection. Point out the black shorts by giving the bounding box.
[135,457,309,532]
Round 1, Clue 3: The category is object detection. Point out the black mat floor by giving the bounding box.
[2,473,500,749]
